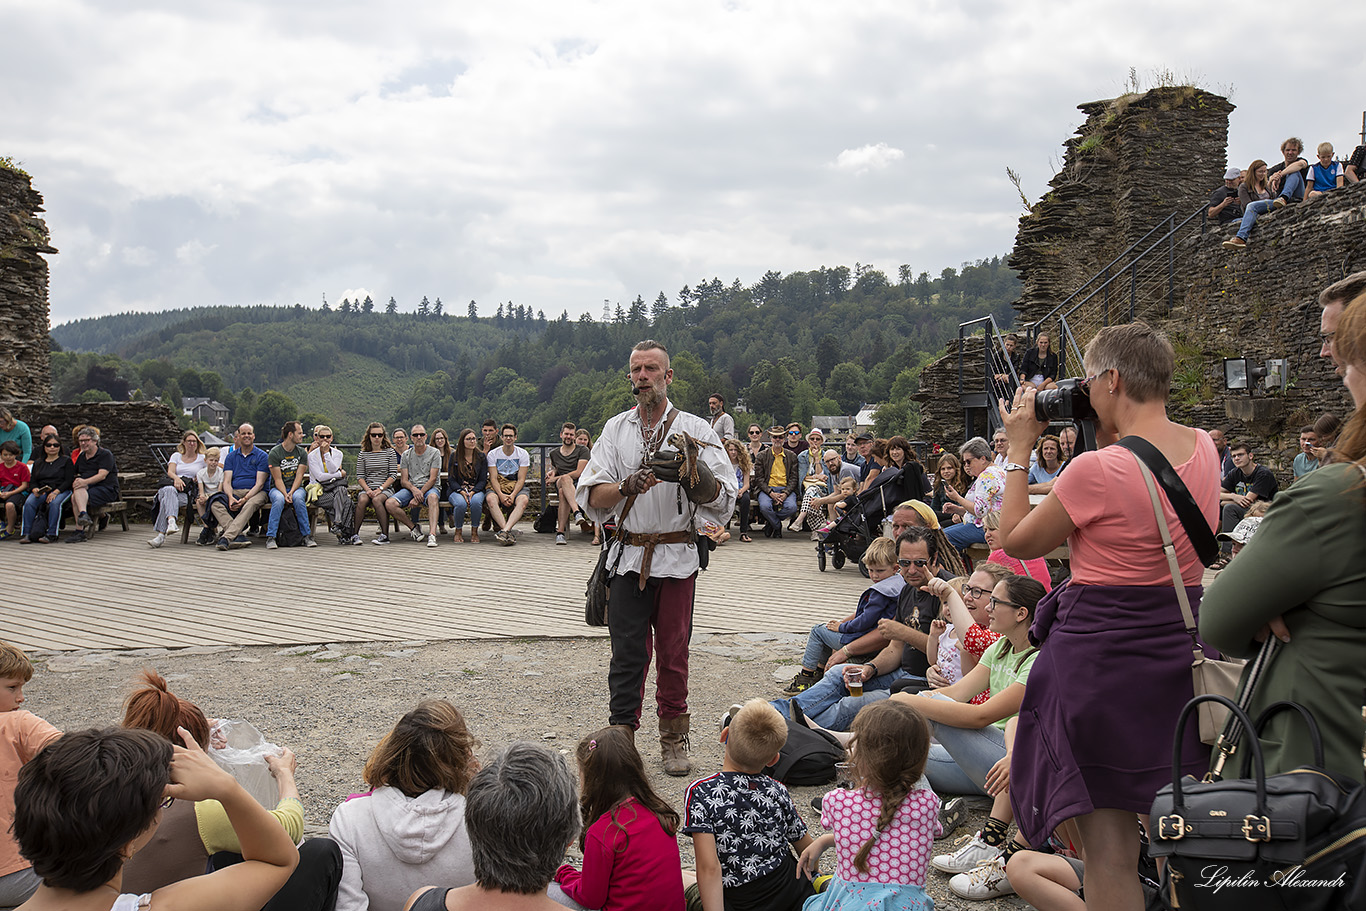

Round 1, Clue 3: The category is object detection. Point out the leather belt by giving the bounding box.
[621,530,693,589]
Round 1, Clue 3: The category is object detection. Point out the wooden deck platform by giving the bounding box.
[0,525,871,652]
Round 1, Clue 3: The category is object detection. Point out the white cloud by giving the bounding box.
[831,143,905,176]
[2,0,1363,325]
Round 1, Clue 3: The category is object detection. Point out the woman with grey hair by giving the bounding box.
[941,436,1005,551]
[405,743,581,911]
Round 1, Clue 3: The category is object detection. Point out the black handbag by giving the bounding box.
[1149,694,1363,910]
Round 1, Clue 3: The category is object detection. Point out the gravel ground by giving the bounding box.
[23,635,1030,910]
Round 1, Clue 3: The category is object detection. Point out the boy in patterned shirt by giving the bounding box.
[683,699,813,911]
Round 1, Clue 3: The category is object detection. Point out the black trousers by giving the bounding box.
[607,571,696,728]
[208,837,342,911]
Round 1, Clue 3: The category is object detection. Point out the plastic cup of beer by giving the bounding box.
[844,666,864,697]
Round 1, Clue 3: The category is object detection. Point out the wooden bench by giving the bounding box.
[88,501,129,533]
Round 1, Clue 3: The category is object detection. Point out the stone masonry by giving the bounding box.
[0,165,55,405]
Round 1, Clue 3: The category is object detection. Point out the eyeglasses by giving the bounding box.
[962,585,989,600]
[987,596,1021,611]
[897,558,930,568]
[412,432,426,437]
[748,430,761,435]
[1321,331,1336,344]
[1078,368,1111,396]
[317,433,332,439]
[44,442,61,448]
[369,432,384,437]
[159,796,175,810]
[788,430,801,435]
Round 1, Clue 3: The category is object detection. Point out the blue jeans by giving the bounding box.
[922,692,1005,796]
[448,491,485,530]
[944,521,986,550]
[267,488,311,538]
[1277,169,1305,203]
[757,489,798,527]
[802,624,846,670]
[22,490,70,537]
[1235,198,1275,240]
[779,662,911,731]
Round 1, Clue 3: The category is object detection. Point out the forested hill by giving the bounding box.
[50,258,1018,441]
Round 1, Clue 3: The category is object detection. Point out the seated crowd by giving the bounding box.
[5,279,1366,911]
[1217,132,1364,252]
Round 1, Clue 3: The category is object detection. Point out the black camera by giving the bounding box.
[1033,378,1097,424]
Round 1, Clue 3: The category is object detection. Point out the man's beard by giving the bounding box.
[636,382,666,409]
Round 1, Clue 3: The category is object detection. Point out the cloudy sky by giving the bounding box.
[5,0,1364,327]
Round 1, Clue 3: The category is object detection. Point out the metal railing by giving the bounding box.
[956,315,1019,440]
[955,204,1209,442]
[1027,204,1208,372]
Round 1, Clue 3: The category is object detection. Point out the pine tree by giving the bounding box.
[433,298,444,317]
[360,295,374,313]
[652,291,670,320]
[386,296,398,314]
[468,300,478,321]
[418,295,431,317]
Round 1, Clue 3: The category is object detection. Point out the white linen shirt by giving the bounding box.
[307,446,346,483]
[577,403,737,579]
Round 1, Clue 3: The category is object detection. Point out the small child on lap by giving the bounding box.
[786,538,904,695]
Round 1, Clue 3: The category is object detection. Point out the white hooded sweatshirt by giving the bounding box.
[328,786,475,911]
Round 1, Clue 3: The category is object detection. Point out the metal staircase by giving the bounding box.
[957,204,1209,438]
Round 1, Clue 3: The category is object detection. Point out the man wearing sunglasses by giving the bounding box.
[783,528,951,730]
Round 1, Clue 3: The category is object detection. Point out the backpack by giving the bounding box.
[533,504,558,533]
[277,504,307,547]
[765,719,844,786]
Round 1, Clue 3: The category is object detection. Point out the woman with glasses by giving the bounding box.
[896,575,1046,899]
[444,429,487,544]
[11,726,301,911]
[429,429,452,536]
[308,425,353,543]
[148,431,206,548]
[941,437,1005,551]
[997,322,1220,910]
[921,563,1011,696]
[349,423,399,545]
[19,436,73,543]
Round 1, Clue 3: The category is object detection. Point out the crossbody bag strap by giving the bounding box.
[1132,453,1204,666]
[1114,436,1219,567]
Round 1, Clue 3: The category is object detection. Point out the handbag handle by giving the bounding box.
[1240,700,1326,777]
[1170,694,1268,816]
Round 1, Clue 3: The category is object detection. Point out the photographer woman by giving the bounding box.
[995,322,1220,911]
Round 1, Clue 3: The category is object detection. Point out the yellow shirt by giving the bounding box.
[768,453,787,490]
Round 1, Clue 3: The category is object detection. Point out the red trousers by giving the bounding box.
[606,571,695,727]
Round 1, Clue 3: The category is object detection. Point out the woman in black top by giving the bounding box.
[1021,332,1059,390]
[444,428,489,544]
[21,435,75,543]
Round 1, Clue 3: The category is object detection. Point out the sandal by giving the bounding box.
[740,533,752,543]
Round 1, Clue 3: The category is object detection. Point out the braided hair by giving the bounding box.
[847,700,932,873]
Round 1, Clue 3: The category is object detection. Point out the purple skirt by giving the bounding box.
[1010,582,1213,847]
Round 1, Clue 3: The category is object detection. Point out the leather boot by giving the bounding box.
[659,714,692,776]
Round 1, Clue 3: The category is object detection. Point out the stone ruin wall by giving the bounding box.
[914,86,1366,481]
[0,166,55,405]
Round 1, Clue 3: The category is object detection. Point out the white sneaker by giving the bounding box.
[166,515,178,534]
[373,534,389,545]
[555,533,567,545]
[148,533,165,548]
[427,534,438,548]
[350,535,364,545]
[266,538,278,550]
[410,526,423,542]
[304,536,318,548]
[949,856,1014,900]
[932,832,1002,874]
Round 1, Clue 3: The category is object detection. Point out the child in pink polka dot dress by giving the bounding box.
[796,700,941,910]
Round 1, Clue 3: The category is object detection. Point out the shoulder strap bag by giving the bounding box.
[1129,449,1246,745]
[584,408,677,626]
